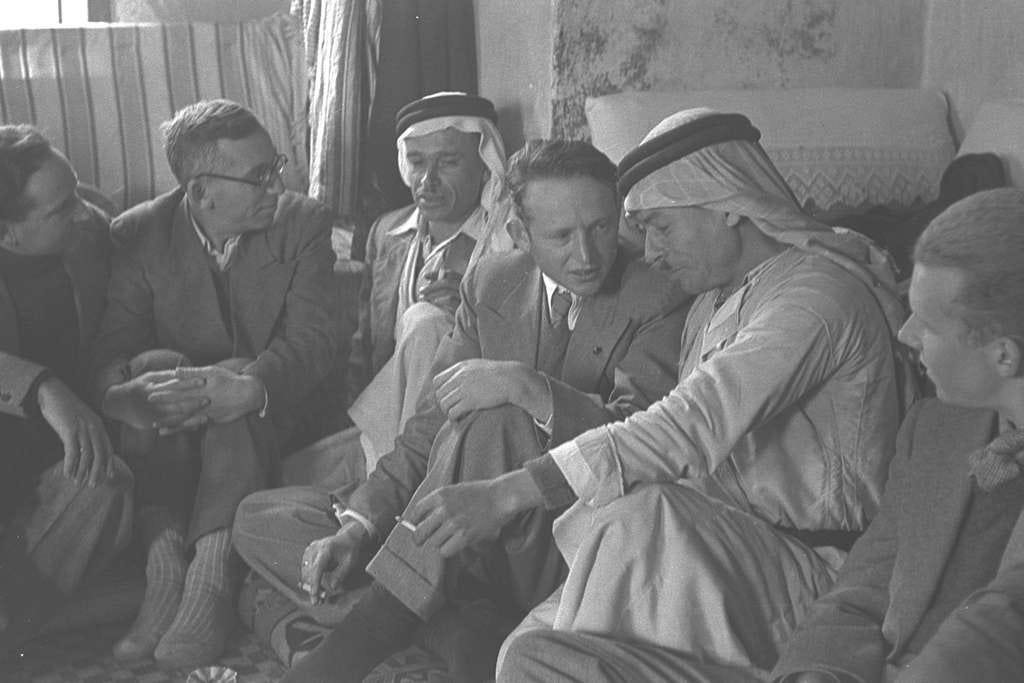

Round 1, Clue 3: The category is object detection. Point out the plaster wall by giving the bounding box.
[550,0,925,138]
[923,0,1024,140]
[475,0,554,152]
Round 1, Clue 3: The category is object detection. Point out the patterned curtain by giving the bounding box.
[291,0,382,221]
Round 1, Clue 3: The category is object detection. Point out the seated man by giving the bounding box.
[773,188,1024,683]
[347,91,508,474]
[233,139,689,681]
[419,109,916,682]
[0,125,132,653]
[94,99,337,668]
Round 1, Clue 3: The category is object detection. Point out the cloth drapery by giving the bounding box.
[291,0,382,219]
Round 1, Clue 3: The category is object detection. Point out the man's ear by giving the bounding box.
[186,178,210,207]
[992,336,1023,378]
[506,215,531,251]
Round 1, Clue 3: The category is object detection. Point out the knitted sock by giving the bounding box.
[113,509,186,661]
[153,528,233,669]
[280,582,421,683]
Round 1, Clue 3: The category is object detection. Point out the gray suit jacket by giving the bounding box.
[773,398,1024,683]
[93,188,338,417]
[344,248,690,533]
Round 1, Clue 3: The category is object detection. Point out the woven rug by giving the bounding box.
[2,622,286,683]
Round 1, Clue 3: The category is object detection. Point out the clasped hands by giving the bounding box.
[103,362,264,435]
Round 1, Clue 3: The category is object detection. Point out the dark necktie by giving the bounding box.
[550,288,573,329]
[968,427,1024,491]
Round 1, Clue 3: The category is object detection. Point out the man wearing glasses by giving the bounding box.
[93,99,338,669]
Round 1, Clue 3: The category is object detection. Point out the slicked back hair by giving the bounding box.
[0,124,54,222]
[160,99,265,185]
[914,187,1024,344]
[506,139,617,228]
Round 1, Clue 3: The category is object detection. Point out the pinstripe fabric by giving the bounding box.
[0,14,309,213]
[292,0,382,218]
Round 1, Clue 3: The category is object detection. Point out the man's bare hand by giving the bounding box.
[299,524,367,605]
[146,365,264,429]
[407,470,544,557]
[102,369,207,431]
[432,359,550,421]
[37,376,115,487]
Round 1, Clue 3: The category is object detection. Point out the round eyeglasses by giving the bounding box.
[193,154,288,190]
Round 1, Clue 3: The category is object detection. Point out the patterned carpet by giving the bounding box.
[2,622,286,683]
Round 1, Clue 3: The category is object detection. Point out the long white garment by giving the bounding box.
[348,301,454,473]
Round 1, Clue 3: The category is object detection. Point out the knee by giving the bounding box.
[128,349,191,376]
[231,489,283,556]
[499,630,576,682]
[463,404,535,434]
[396,301,453,344]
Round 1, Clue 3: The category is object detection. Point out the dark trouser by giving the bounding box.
[1,458,133,652]
[122,350,277,546]
[367,404,568,621]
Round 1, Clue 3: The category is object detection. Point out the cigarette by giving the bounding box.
[395,516,417,532]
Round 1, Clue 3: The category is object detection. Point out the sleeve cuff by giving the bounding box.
[524,454,577,509]
[337,508,376,538]
[257,384,269,419]
[23,368,53,418]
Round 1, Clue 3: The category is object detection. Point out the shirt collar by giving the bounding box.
[386,205,487,241]
[186,198,241,271]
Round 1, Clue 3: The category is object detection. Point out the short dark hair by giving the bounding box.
[160,99,265,184]
[506,139,617,225]
[0,124,54,222]
[914,187,1024,344]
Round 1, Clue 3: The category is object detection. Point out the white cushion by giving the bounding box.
[586,87,956,213]
[957,99,1024,189]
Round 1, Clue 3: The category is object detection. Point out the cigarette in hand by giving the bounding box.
[395,516,417,532]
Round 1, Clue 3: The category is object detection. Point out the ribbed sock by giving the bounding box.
[153,528,234,669]
[280,582,421,683]
[113,509,186,661]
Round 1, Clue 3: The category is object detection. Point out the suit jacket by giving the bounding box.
[345,248,690,533]
[773,398,1024,683]
[350,204,479,393]
[0,204,110,418]
[351,205,415,388]
[93,188,338,418]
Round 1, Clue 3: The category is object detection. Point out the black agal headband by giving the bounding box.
[616,112,761,198]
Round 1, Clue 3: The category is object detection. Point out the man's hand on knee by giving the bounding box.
[101,370,208,432]
[407,470,545,557]
[147,365,266,428]
[37,377,116,487]
[432,359,551,422]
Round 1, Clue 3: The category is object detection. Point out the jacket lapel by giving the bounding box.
[891,404,996,649]
[168,201,233,348]
[62,229,109,359]
[486,258,542,368]
[229,225,296,355]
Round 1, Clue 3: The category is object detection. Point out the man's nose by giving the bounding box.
[575,231,598,264]
[643,230,663,262]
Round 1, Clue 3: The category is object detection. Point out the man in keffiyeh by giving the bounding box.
[772,188,1024,683]
[346,92,512,475]
[411,107,918,681]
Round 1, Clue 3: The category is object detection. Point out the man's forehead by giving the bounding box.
[212,131,274,167]
[405,127,481,154]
